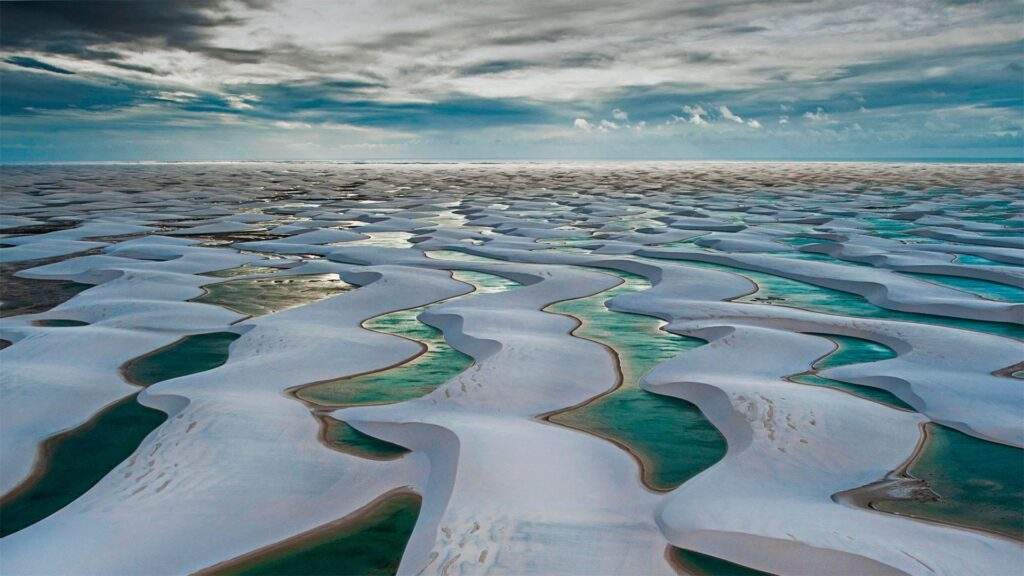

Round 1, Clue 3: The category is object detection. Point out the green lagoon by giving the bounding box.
[790,334,912,411]
[123,332,239,386]
[195,273,352,317]
[547,269,726,491]
[0,331,239,536]
[652,257,1023,340]
[669,547,773,576]
[875,424,1023,541]
[0,394,167,537]
[298,271,516,408]
[214,492,422,576]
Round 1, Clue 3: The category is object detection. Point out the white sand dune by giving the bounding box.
[0,163,1021,576]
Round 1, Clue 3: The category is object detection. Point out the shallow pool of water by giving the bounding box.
[32,319,88,327]
[0,394,167,537]
[320,417,409,460]
[195,274,352,317]
[297,271,517,408]
[211,492,422,575]
[547,269,726,491]
[661,258,1023,340]
[123,332,239,386]
[203,264,282,278]
[789,334,913,411]
[954,254,1020,267]
[899,272,1024,303]
[875,424,1023,541]
[668,546,773,576]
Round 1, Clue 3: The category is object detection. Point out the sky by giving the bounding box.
[1,0,1022,162]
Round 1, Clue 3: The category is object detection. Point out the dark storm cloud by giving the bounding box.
[0,69,139,115]
[677,51,736,65]
[0,1,266,63]
[458,60,536,76]
[488,28,576,46]
[457,53,614,76]
[724,25,770,35]
[218,79,555,130]
[0,0,1021,160]
[4,56,75,75]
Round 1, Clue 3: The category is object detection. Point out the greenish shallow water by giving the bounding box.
[547,269,726,491]
[0,331,241,536]
[955,254,1020,267]
[214,492,422,576]
[204,264,282,278]
[778,236,829,246]
[900,272,1024,303]
[320,417,409,460]
[123,332,239,386]
[298,270,517,408]
[771,252,873,267]
[32,319,88,327]
[343,231,413,248]
[0,394,167,537]
[790,334,913,411]
[424,249,506,263]
[875,424,1024,540]
[812,334,896,369]
[663,258,1023,340]
[195,274,352,317]
[866,217,916,238]
[669,547,773,576]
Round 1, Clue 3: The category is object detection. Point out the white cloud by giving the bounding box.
[719,105,744,123]
[152,91,198,103]
[273,120,313,129]
[611,108,629,121]
[599,119,619,130]
[573,118,594,131]
[682,104,707,125]
[224,94,260,110]
[778,116,789,124]
[803,107,830,122]
[747,119,762,128]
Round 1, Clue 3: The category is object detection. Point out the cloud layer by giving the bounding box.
[1,0,1021,160]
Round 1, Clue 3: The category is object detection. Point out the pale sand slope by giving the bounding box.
[635,248,1023,324]
[401,241,1022,572]
[407,241,1023,447]
[1,163,1020,575]
[332,249,675,576]
[643,325,1020,576]
[0,263,471,575]
[0,243,255,496]
[569,257,1022,575]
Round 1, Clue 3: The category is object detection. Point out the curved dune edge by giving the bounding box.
[0,263,474,574]
[194,487,422,575]
[0,241,257,496]
[0,393,147,510]
[536,275,720,494]
[405,243,1015,569]
[835,423,1024,543]
[285,269,517,460]
[2,165,1021,575]
[286,267,513,410]
[333,253,677,575]
[424,244,1022,447]
[534,277,660,491]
